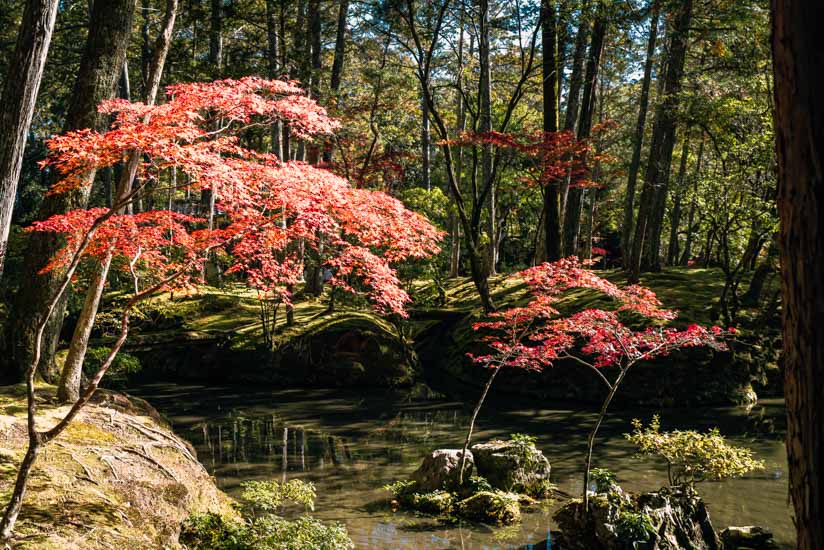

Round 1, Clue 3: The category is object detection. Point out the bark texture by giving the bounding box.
[0,0,60,281]
[771,1,824,548]
[1,0,137,382]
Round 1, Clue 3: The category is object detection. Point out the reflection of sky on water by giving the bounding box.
[132,384,793,549]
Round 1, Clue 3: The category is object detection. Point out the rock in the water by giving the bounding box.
[471,439,551,494]
[555,484,720,550]
[410,449,473,493]
[456,491,521,525]
[720,526,778,550]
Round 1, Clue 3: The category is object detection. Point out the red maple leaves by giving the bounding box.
[30,78,441,315]
[469,258,731,371]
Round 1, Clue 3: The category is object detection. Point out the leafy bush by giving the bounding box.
[589,468,617,493]
[625,416,765,485]
[180,513,353,550]
[615,511,656,543]
[241,479,317,513]
[181,479,352,549]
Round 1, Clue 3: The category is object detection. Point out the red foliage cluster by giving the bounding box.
[30,78,441,316]
[441,130,607,189]
[469,258,731,371]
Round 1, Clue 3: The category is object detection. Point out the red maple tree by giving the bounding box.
[459,258,732,508]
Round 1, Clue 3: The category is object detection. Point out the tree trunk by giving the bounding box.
[563,1,605,258]
[479,0,496,274]
[771,2,824,548]
[621,0,659,267]
[0,0,60,283]
[57,0,177,403]
[2,0,136,383]
[323,0,349,163]
[265,0,283,159]
[666,129,690,266]
[542,0,561,261]
[680,133,703,265]
[628,0,692,282]
[209,0,223,74]
[559,0,591,217]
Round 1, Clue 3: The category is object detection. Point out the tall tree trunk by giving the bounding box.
[279,0,291,160]
[666,129,690,266]
[680,133,703,265]
[2,0,137,383]
[628,0,692,282]
[771,2,824,548]
[542,0,561,261]
[292,0,307,161]
[209,0,223,74]
[563,0,605,258]
[559,0,591,217]
[621,0,659,267]
[266,0,283,159]
[57,0,177,404]
[450,5,467,278]
[479,0,495,274]
[421,80,431,191]
[0,0,60,283]
[306,0,321,164]
[323,0,349,163]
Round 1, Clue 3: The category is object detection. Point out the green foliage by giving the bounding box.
[625,416,765,485]
[81,347,141,387]
[465,475,493,494]
[615,510,656,543]
[382,479,416,499]
[590,468,618,493]
[180,513,353,550]
[241,479,316,513]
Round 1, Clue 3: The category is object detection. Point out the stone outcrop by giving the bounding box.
[409,449,473,492]
[555,484,721,550]
[471,439,551,494]
[720,526,778,550]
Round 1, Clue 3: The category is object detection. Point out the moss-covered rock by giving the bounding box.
[455,491,521,525]
[720,526,778,550]
[471,436,551,496]
[0,384,235,549]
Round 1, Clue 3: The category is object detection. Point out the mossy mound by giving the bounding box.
[455,490,521,525]
[0,384,235,549]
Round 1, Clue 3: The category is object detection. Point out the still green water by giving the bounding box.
[132,384,793,549]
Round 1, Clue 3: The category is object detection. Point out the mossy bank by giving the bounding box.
[0,384,235,549]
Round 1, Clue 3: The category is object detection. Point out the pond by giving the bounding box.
[132,383,794,549]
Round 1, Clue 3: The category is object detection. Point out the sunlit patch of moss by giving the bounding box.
[61,421,117,444]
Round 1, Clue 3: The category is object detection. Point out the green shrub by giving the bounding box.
[241,479,316,513]
[625,415,765,485]
[589,468,617,493]
[615,510,656,543]
[180,513,353,550]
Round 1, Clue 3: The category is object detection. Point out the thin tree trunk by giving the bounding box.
[628,0,693,281]
[323,0,349,163]
[0,0,60,283]
[421,80,431,191]
[666,129,690,266]
[2,0,137,383]
[265,0,283,159]
[57,0,177,404]
[479,0,495,274]
[563,0,605,258]
[621,0,659,267]
[209,0,222,74]
[680,133,703,265]
[771,2,824,547]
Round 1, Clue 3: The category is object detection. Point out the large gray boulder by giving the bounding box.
[410,449,473,493]
[471,439,551,493]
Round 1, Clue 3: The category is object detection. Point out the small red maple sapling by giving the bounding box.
[459,258,732,510]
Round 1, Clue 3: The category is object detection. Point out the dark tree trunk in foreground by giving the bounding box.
[542,0,561,261]
[1,0,136,383]
[621,0,659,267]
[0,0,60,282]
[628,0,692,282]
[771,2,824,548]
[266,0,283,159]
